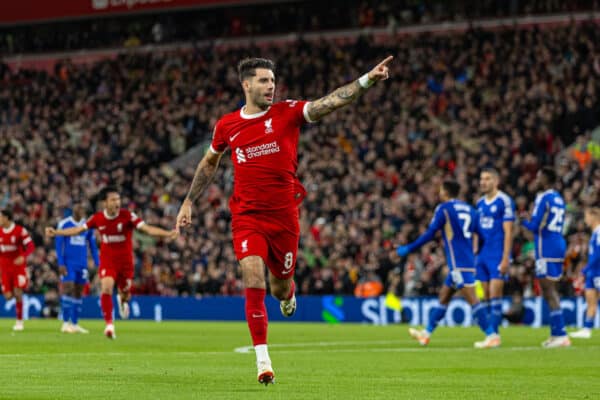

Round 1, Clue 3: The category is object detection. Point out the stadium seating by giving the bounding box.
[1,20,599,299]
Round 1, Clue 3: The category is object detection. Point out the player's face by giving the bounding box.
[480,172,497,194]
[245,68,275,109]
[72,204,84,220]
[439,186,448,202]
[584,211,593,228]
[534,171,545,189]
[105,193,121,214]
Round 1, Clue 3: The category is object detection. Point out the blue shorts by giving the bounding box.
[444,269,475,290]
[535,259,563,280]
[584,267,600,290]
[476,254,508,282]
[61,266,89,285]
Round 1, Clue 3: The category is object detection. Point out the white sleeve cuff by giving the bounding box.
[136,221,146,229]
[209,145,222,154]
[303,102,316,123]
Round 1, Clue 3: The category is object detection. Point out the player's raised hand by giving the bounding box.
[176,200,193,233]
[367,55,393,82]
[396,245,409,257]
[45,227,56,237]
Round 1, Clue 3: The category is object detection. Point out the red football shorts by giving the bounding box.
[1,265,28,293]
[232,212,300,280]
[98,260,134,292]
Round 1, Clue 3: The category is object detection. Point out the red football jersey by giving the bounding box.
[0,224,33,267]
[210,100,312,215]
[84,209,145,266]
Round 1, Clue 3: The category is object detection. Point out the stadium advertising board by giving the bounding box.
[1,295,598,328]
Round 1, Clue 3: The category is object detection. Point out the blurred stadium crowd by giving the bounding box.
[0,0,597,55]
[1,10,600,302]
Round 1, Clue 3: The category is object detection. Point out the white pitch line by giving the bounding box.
[235,344,600,354]
[0,343,597,358]
[233,340,405,353]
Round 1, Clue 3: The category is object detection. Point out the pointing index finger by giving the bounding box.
[377,55,394,68]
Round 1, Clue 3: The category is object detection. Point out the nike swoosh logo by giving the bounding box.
[229,131,242,142]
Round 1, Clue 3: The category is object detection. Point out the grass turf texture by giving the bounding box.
[0,320,597,400]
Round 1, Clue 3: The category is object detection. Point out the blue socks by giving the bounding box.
[426,305,447,334]
[71,298,82,325]
[490,298,503,334]
[584,313,594,329]
[61,296,72,323]
[549,309,567,337]
[473,302,495,336]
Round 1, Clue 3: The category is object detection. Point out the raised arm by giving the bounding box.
[46,225,87,237]
[305,56,393,122]
[176,149,223,231]
[138,223,178,240]
[397,207,445,256]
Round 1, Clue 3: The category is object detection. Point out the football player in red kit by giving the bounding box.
[176,56,393,384]
[46,187,177,339]
[0,208,35,331]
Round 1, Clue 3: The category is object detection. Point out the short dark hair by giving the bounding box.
[442,180,461,198]
[237,58,275,83]
[481,167,499,177]
[99,186,119,201]
[0,208,13,221]
[540,167,557,185]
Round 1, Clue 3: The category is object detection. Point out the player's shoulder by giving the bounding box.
[476,196,485,206]
[57,216,73,229]
[89,210,104,220]
[219,108,242,123]
[15,224,29,236]
[548,190,565,205]
[118,208,133,218]
[214,109,243,132]
[497,191,514,206]
[274,100,309,114]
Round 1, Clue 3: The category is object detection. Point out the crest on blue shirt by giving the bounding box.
[491,205,497,213]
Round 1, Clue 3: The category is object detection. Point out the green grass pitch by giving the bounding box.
[0,319,598,400]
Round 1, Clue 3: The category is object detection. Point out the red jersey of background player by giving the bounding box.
[84,209,145,267]
[210,100,312,215]
[0,223,35,268]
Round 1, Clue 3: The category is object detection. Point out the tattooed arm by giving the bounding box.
[176,150,223,231]
[306,55,393,122]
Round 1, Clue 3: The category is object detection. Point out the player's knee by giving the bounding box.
[101,286,113,295]
[240,257,266,288]
[3,292,13,300]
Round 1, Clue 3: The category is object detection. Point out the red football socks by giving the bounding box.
[286,280,296,300]
[15,300,23,320]
[101,293,113,324]
[245,288,268,346]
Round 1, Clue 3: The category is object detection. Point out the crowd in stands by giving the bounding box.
[0,0,597,55]
[1,20,600,302]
